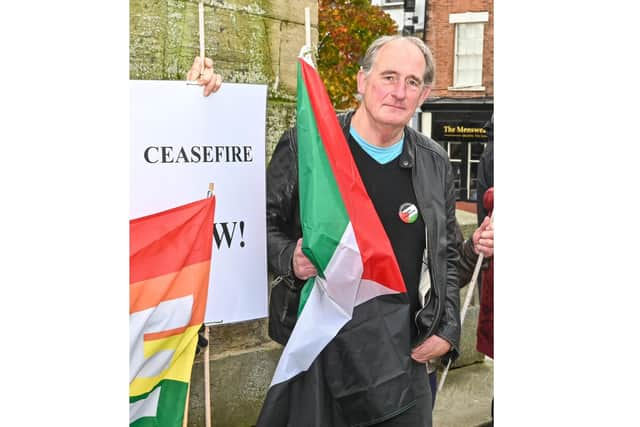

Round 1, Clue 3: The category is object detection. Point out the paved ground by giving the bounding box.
[434,208,492,426]
[433,358,494,427]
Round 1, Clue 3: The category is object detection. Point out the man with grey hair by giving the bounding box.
[263,35,461,426]
[191,34,468,426]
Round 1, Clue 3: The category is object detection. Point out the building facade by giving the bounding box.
[374,0,493,202]
[421,0,493,202]
[371,0,426,37]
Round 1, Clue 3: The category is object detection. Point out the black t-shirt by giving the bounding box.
[347,135,425,340]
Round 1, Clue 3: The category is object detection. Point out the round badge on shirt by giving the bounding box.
[398,202,419,224]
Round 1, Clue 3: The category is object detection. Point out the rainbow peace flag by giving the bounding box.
[129,196,215,426]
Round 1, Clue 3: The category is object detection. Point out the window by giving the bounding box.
[442,140,487,201]
[467,142,486,201]
[449,12,489,90]
[446,142,464,200]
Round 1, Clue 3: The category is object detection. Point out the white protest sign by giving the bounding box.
[130,80,268,325]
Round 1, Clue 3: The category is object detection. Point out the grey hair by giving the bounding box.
[360,35,435,86]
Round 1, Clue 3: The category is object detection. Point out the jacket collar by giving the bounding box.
[398,129,414,169]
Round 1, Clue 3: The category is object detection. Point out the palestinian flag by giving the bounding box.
[256,57,419,426]
[129,196,215,426]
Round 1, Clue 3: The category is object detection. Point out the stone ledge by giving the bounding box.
[188,342,282,427]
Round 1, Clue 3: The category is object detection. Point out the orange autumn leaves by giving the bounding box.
[318,0,398,110]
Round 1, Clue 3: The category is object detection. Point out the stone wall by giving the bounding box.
[130,1,316,425]
[130,0,318,160]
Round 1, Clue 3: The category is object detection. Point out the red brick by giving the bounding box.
[424,0,494,98]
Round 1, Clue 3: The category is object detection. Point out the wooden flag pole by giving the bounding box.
[204,326,212,427]
[186,2,206,86]
[437,214,494,395]
[199,2,205,76]
[204,183,214,427]
[184,183,216,427]
[304,7,311,48]
[299,7,314,65]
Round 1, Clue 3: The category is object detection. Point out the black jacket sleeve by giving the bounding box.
[266,128,303,282]
[435,160,462,364]
[456,222,480,287]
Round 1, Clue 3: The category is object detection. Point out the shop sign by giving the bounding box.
[431,120,489,142]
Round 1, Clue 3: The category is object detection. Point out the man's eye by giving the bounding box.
[407,79,421,88]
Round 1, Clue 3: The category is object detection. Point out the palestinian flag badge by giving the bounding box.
[398,202,419,224]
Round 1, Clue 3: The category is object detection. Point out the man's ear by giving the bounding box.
[419,86,432,104]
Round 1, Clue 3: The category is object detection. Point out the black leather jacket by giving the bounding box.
[266,111,462,363]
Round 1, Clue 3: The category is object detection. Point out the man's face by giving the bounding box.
[357,39,432,129]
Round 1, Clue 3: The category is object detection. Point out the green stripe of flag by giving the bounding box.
[296,61,351,313]
[130,379,188,427]
[297,62,350,277]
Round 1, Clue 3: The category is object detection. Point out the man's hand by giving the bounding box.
[293,238,317,280]
[472,216,494,257]
[186,56,223,97]
[411,335,452,363]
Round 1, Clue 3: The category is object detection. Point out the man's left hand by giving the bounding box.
[410,335,452,363]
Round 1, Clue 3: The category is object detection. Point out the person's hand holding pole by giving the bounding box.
[472,215,494,257]
[187,56,223,97]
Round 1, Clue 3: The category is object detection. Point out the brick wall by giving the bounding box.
[425,0,493,98]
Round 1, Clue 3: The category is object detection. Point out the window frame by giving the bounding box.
[449,12,489,91]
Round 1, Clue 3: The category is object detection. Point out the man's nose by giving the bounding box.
[391,80,407,99]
